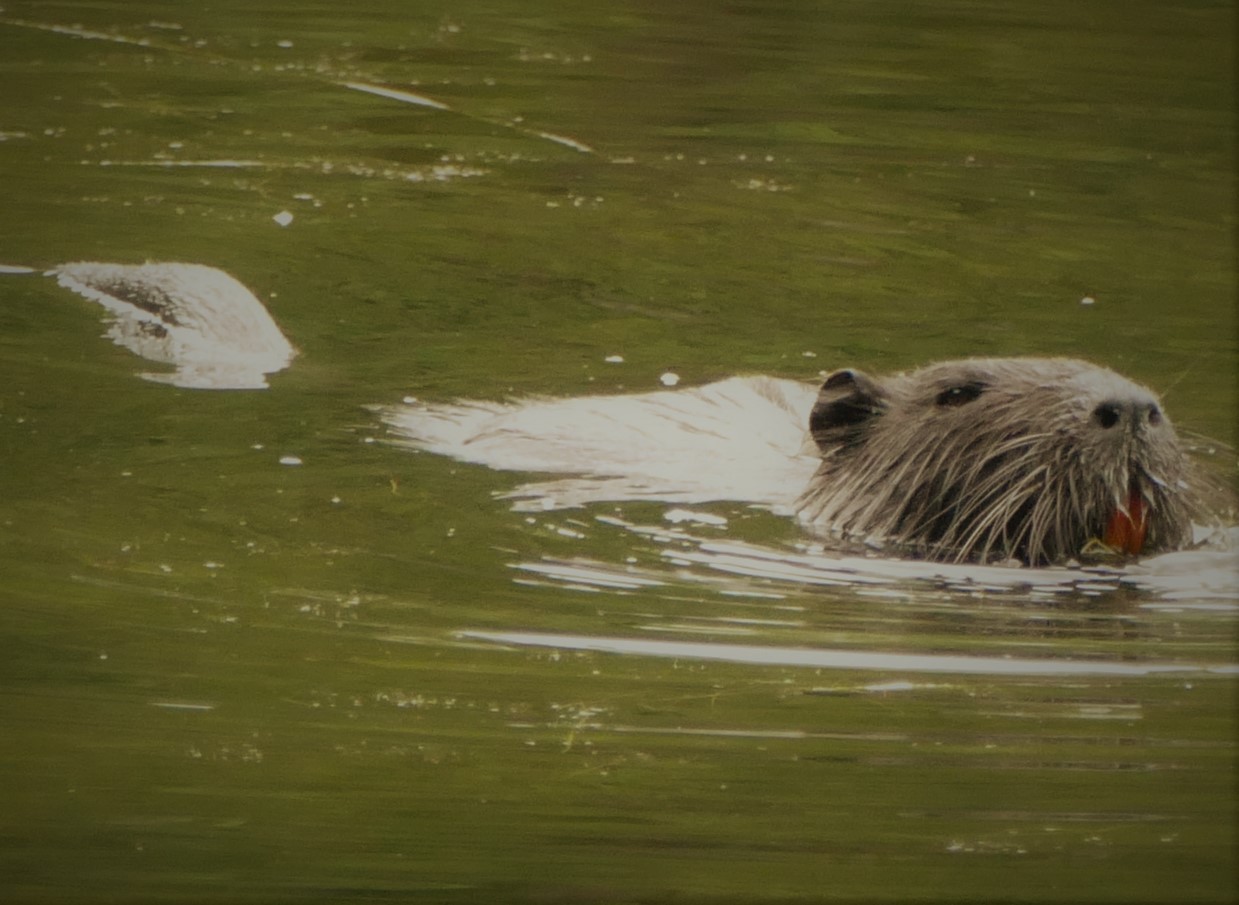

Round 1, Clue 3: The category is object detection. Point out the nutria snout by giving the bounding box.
[798,358,1194,564]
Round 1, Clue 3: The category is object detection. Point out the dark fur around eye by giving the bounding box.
[935,382,986,407]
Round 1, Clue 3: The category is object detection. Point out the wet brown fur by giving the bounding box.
[796,358,1199,564]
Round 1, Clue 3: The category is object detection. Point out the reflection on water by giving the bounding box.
[459,630,1239,677]
[507,509,1239,601]
[49,262,295,389]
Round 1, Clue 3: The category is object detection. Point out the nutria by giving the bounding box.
[380,357,1216,565]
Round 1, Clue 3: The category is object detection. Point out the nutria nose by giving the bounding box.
[1093,399,1162,430]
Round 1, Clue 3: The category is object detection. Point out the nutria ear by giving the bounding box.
[809,368,887,452]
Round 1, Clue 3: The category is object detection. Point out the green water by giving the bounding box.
[1,2,1235,902]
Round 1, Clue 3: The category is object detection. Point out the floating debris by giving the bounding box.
[533,130,593,154]
[340,80,451,111]
[0,16,153,48]
[340,81,592,155]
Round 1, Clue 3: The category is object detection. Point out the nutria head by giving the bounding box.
[796,357,1196,565]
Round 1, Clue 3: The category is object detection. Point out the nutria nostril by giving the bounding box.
[1094,402,1122,429]
[1093,400,1163,432]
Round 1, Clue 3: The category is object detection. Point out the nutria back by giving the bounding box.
[797,357,1194,564]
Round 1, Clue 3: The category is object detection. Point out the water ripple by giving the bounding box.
[461,630,1239,677]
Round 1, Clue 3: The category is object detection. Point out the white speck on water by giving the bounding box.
[660,371,680,387]
[273,210,294,227]
[664,508,728,527]
[605,355,624,363]
[1080,295,1096,306]
[279,455,302,466]
[150,701,215,711]
[402,396,418,405]
[862,681,929,693]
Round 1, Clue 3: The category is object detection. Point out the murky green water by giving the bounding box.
[1,2,1235,902]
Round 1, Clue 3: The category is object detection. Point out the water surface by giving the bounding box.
[0,1,1235,902]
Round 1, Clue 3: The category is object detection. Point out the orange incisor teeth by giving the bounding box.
[1104,486,1148,555]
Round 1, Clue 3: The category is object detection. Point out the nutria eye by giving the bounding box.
[935,382,985,407]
